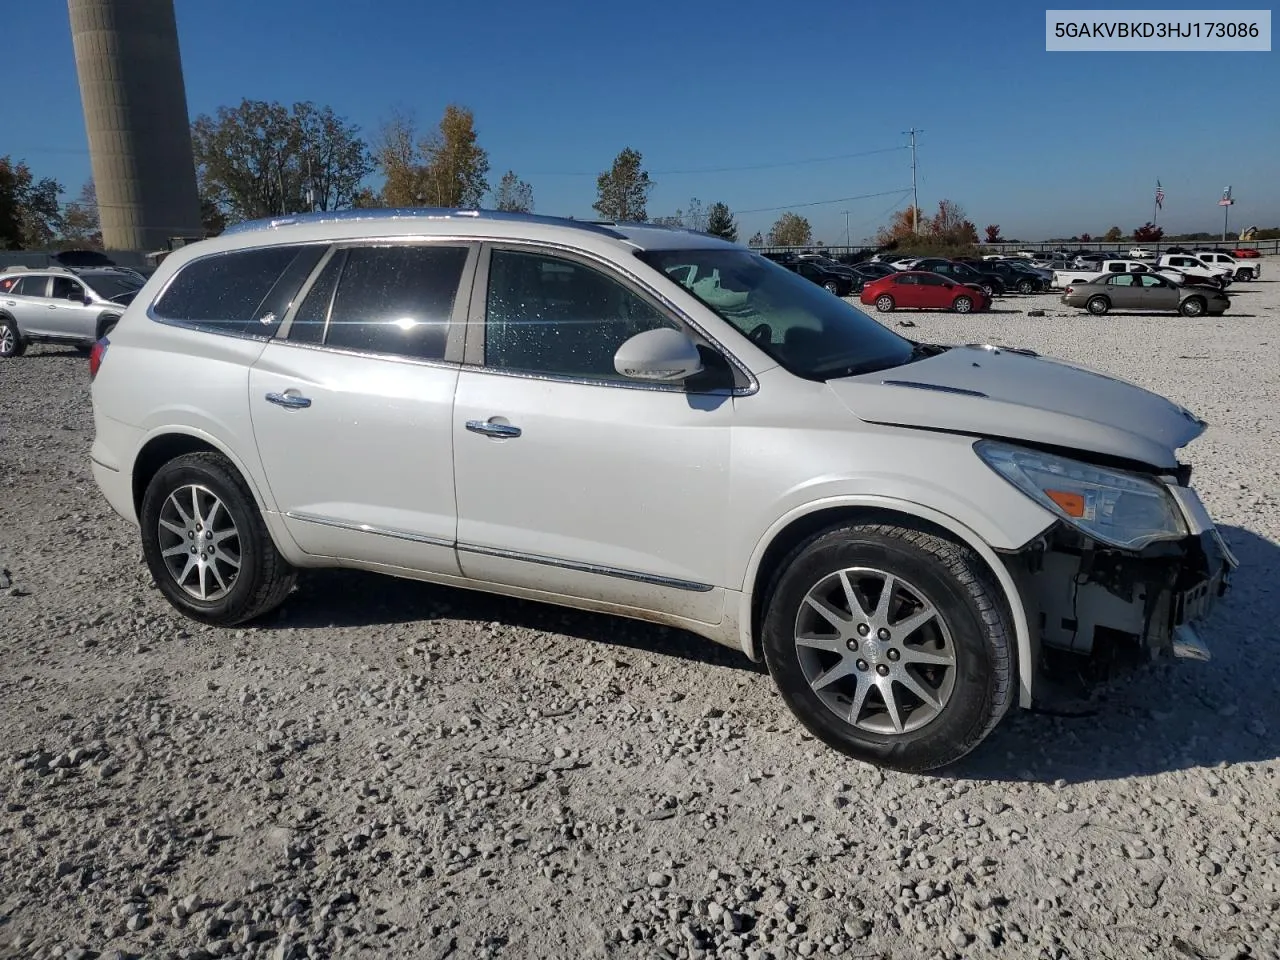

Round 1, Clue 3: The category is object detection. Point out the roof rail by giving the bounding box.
[221,207,630,240]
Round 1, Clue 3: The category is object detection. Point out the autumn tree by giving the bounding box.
[1131,222,1164,242]
[373,109,424,206]
[191,99,372,222]
[929,199,978,245]
[875,205,927,245]
[0,156,62,249]
[1103,226,1124,242]
[593,147,652,221]
[984,224,1003,244]
[494,170,534,212]
[768,212,812,247]
[1079,232,1092,243]
[705,202,737,242]
[748,231,764,247]
[60,180,101,247]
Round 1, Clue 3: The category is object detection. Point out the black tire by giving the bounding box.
[1180,297,1206,317]
[1017,279,1035,294]
[952,295,973,314]
[140,451,296,626]
[0,316,26,358]
[979,284,994,297]
[874,294,895,313]
[761,523,1013,772]
[1086,296,1110,316]
[823,280,841,295]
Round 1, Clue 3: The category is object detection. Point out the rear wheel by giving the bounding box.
[0,317,25,358]
[140,451,296,626]
[761,523,1013,772]
[1086,296,1110,316]
[875,295,895,312]
[1180,297,1206,317]
[952,296,974,314]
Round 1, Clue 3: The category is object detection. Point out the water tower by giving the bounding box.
[68,0,203,251]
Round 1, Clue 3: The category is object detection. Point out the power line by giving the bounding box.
[527,145,907,178]
[735,187,913,216]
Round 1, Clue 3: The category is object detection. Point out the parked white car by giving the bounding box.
[86,209,1236,772]
[1128,248,1155,259]
[1158,254,1234,287]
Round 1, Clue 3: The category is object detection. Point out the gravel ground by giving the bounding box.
[2,277,1278,960]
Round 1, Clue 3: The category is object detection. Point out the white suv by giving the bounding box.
[87,209,1236,771]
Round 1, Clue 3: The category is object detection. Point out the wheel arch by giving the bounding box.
[131,428,270,522]
[94,310,121,340]
[738,498,1037,709]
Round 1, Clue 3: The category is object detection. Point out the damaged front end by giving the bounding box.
[974,439,1238,671]
[1008,520,1236,664]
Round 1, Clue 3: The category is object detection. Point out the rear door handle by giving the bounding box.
[466,419,521,438]
[265,391,312,410]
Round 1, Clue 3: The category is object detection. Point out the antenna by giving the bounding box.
[903,128,923,233]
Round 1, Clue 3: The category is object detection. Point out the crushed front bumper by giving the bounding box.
[1009,484,1237,662]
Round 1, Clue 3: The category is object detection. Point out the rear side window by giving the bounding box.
[320,245,467,361]
[0,277,18,294]
[152,245,326,339]
[16,276,49,297]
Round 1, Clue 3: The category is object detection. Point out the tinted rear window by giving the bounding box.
[152,245,325,338]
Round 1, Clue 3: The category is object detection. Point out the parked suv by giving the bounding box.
[87,209,1235,772]
[0,265,144,357]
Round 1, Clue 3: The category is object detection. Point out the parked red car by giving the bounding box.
[859,271,991,313]
[1232,248,1261,259]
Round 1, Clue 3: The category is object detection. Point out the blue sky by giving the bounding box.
[8,0,1278,244]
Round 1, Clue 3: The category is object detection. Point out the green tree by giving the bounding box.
[593,147,652,221]
[494,170,534,212]
[0,156,62,249]
[768,212,812,247]
[421,105,490,207]
[59,180,101,247]
[1103,225,1124,242]
[705,202,737,242]
[748,231,763,247]
[191,99,372,222]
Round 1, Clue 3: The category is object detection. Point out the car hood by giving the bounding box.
[827,345,1206,469]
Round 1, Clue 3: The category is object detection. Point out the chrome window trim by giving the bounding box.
[471,239,759,397]
[456,542,714,593]
[145,240,335,340]
[257,337,465,371]
[285,512,454,549]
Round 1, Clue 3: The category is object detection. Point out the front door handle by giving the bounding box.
[48,304,58,309]
[265,391,312,410]
[466,419,521,439]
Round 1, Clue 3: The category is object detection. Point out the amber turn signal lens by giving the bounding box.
[1045,489,1086,518]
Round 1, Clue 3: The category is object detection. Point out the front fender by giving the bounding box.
[737,491,1055,710]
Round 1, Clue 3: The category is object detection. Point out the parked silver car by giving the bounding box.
[1062,272,1230,317]
[0,265,144,357]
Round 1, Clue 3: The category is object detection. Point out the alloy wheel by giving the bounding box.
[793,567,957,735]
[0,325,15,357]
[156,484,242,601]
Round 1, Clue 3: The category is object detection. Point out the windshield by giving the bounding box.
[87,275,144,300]
[636,248,916,380]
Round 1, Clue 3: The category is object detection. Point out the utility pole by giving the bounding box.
[842,210,850,249]
[903,128,923,234]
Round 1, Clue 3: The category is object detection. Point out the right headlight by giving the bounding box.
[975,440,1187,551]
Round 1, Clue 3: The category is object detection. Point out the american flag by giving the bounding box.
[1155,181,1164,209]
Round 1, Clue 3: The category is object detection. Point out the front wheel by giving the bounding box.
[823,280,841,295]
[761,523,1013,772]
[139,451,297,626]
[1180,297,1206,317]
[875,295,895,312]
[1086,296,1110,316]
[952,296,973,314]
[1017,279,1035,294]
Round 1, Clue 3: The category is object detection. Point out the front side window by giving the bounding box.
[51,277,86,301]
[484,249,677,380]
[153,245,324,338]
[638,248,915,381]
[1138,274,1166,287]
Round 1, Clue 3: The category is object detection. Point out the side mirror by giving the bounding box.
[614,328,704,383]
